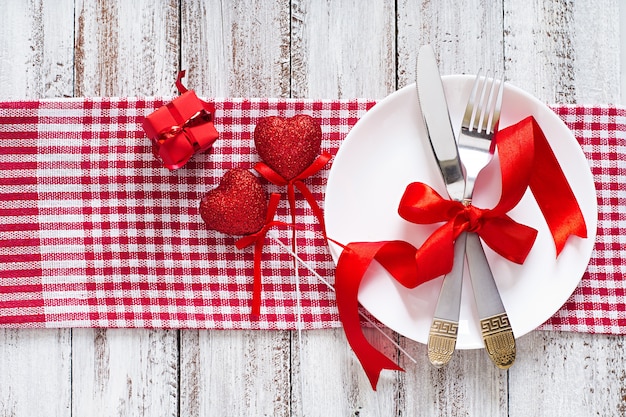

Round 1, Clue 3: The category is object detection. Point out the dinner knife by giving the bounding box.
[415,45,466,367]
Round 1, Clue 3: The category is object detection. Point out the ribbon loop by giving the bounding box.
[254,152,332,235]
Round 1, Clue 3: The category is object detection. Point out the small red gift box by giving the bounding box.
[142,90,219,170]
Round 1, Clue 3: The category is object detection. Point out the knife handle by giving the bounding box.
[427,233,466,367]
[465,232,516,369]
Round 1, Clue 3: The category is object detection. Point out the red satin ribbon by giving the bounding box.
[175,70,190,94]
[235,193,290,316]
[142,71,219,170]
[254,152,332,235]
[334,240,422,389]
[334,116,588,389]
[397,184,538,282]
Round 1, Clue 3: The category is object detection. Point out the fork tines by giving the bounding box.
[465,71,505,136]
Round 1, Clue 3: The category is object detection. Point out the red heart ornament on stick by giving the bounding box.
[254,115,322,180]
[199,169,288,316]
[199,169,267,235]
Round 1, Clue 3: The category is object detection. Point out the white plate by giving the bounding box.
[324,75,597,349]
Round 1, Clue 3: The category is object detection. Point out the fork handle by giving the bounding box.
[465,232,516,369]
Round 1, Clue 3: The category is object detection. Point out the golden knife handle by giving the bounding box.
[480,313,516,369]
[427,319,459,367]
[427,235,466,367]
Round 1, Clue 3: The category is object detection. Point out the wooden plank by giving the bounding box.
[72,329,179,416]
[180,330,291,416]
[504,1,625,416]
[399,342,507,416]
[74,0,180,97]
[289,1,401,415]
[0,1,74,416]
[179,1,293,416]
[71,1,180,416]
[510,332,626,417]
[0,0,74,98]
[397,0,505,88]
[396,2,508,415]
[291,328,401,417]
[290,0,396,99]
[621,4,626,103]
[0,329,72,417]
[504,0,620,104]
[181,0,291,97]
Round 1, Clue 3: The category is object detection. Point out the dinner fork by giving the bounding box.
[459,71,516,369]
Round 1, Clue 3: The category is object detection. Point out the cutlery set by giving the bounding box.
[416,45,516,368]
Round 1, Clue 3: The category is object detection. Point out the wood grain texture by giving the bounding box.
[399,342,507,417]
[74,0,180,97]
[510,332,626,417]
[292,328,401,417]
[504,0,620,104]
[0,0,74,98]
[72,329,179,417]
[181,0,291,97]
[0,329,72,417]
[397,0,505,87]
[290,0,396,99]
[180,330,291,417]
[621,4,626,103]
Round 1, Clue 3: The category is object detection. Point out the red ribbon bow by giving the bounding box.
[254,152,332,234]
[334,116,588,389]
[235,193,291,316]
[142,71,219,170]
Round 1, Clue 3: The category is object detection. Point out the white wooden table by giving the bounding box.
[1,1,624,416]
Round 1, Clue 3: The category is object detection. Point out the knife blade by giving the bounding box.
[416,44,466,367]
[416,46,464,202]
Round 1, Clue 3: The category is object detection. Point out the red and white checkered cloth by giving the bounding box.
[0,99,624,333]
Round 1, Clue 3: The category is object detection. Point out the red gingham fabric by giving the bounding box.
[0,99,624,333]
[539,106,626,333]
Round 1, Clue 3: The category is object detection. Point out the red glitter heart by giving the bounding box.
[254,114,322,180]
[199,169,267,235]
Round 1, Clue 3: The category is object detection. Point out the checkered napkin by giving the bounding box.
[0,99,624,333]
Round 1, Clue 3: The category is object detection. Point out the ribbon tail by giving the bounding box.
[293,180,326,236]
[250,238,264,316]
[335,241,405,390]
[235,193,284,317]
[526,118,587,254]
[175,70,189,94]
[496,116,587,255]
[295,152,332,179]
[373,240,423,288]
